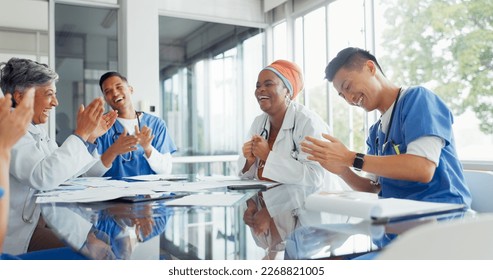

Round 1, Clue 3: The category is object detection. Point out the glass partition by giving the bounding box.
[54,3,118,145]
[159,16,264,175]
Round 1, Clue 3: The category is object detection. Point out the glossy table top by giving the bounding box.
[38,181,471,260]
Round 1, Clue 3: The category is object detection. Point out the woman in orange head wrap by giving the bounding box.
[238,60,334,250]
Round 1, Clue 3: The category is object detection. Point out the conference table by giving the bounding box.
[38,177,471,260]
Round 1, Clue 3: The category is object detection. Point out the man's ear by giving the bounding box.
[366,60,377,75]
[129,85,134,94]
[13,91,23,105]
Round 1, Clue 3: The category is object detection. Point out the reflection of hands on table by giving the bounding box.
[81,229,116,260]
[285,225,351,259]
[243,197,273,236]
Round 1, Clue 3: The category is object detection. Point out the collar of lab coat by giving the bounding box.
[275,102,297,143]
[281,102,296,131]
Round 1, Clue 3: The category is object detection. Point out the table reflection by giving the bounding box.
[39,181,472,260]
[285,209,473,260]
[243,184,349,260]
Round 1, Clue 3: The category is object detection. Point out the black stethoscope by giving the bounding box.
[112,111,142,161]
[260,114,298,160]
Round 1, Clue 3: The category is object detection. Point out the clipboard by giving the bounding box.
[226,182,282,192]
[227,184,268,191]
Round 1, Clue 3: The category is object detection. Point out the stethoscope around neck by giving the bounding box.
[260,114,298,160]
[376,88,402,155]
[112,111,142,162]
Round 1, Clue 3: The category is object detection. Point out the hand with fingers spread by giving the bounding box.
[301,133,353,175]
[133,217,155,240]
[135,125,154,157]
[88,110,118,143]
[74,97,105,141]
[100,128,139,167]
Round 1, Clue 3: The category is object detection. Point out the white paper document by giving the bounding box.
[122,174,189,182]
[36,179,173,203]
[305,191,466,221]
[165,193,245,207]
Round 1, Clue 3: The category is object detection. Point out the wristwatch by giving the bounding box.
[353,153,365,171]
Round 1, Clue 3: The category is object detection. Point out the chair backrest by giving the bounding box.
[463,170,493,213]
[377,213,493,260]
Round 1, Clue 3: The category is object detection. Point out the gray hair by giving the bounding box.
[0,57,59,107]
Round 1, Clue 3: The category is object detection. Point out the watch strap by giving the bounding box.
[353,153,365,171]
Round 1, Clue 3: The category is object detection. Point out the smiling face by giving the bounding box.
[332,60,381,112]
[101,75,134,115]
[31,82,58,124]
[255,69,289,115]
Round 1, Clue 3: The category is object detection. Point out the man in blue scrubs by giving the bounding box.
[93,72,176,178]
[301,47,471,207]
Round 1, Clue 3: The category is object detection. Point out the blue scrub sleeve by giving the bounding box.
[72,133,97,154]
[0,186,3,198]
[399,87,454,146]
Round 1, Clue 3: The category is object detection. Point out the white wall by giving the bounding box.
[158,0,266,28]
[120,0,161,114]
[0,0,48,30]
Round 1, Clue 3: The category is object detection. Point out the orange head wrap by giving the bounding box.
[263,60,304,100]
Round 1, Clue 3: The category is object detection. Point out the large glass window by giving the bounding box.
[272,22,287,61]
[374,0,493,162]
[54,3,118,145]
[159,16,264,175]
[295,7,328,122]
[326,0,367,152]
[290,1,367,152]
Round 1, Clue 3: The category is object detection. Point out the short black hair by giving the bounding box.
[325,47,384,82]
[99,71,128,92]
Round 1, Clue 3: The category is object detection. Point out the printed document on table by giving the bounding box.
[165,193,245,207]
[122,174,189,182]
[36,179,173,203]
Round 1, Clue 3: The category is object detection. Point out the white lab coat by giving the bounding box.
[239,103,349,253]
[5,123,99,255]
[238,101,329,188]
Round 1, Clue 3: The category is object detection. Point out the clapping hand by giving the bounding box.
[0,89,34,151]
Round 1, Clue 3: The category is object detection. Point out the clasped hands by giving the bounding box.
[243,198,271,236]
[242,134,270,164]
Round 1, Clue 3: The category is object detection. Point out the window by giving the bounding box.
[54,3,118,145]
[374,0,493,162]
[290,1,367,152]
[159,17,264,175]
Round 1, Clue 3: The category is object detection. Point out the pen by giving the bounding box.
[393,143,400,155]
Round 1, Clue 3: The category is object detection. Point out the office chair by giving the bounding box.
[376,213,493,260]
[463,170,493,213]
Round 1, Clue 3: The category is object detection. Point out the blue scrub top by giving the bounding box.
[96,113,177,178]
[367,86,471,207]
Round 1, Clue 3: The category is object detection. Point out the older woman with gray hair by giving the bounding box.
[0,57,116,255]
